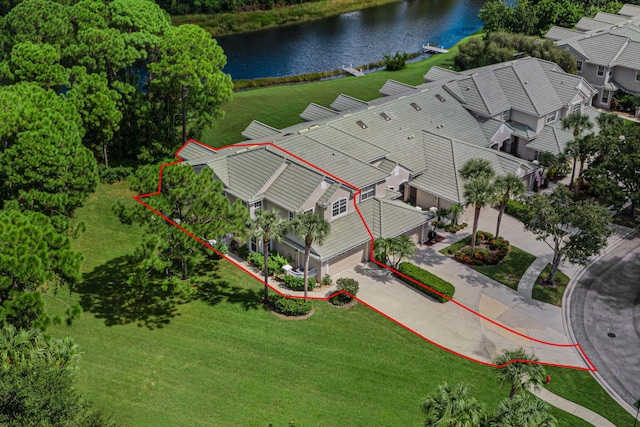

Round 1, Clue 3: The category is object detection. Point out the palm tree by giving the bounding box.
[463,178,495,257]
[561,113,593,191]
[460,159,496,258]
[422,382,485,427]
[493,173,526,238]
[493,348,546,400]
[448,203,464,226]
[459,158,495,180]
[492,393,556,427]
[291,211,330,299]
[246,208,289,303]
[389,235,416,269]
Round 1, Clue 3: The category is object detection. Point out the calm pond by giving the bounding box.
[217,0,485,80]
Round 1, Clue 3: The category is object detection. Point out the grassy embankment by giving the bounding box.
[46,46,634,426]
[47,183,596,426]
[173,0,404,37]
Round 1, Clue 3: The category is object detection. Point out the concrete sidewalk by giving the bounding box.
[531,386,616,427]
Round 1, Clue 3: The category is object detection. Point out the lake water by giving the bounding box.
[217,0,485,80]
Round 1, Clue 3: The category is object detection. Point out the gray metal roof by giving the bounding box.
[593,12,628,24]
[304,125,389,163]
[241,120,281,140]
[455,72,510,116]
[264,161,324,212]
[300,103,339,122]
[330,94,369,111]
[526,125,573,155]
[219,147,285,200]
[545,26,582,41]
[376,158,398,174]
[311,210,370,260]
[576,17,611,32]
[611,24,640,42]
[276,134,388,189]
[574,33,629,66]
[544,68,597,105]
[493,59,563,116]
[358,197,429,238]
[619,3,640,17]
[379,79,418,96]
[614,40,640,69]
[317,181,341,207]
[177,141,217,161]
[424,66,462,82]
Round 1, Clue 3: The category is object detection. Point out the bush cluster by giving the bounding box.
[272,296,313,316]
[247,251,288,276]
[505,200,528,221]
[330,277,359,305]
[444,222,468,233]
[283,275,316,291]
[236,243,250,259]
[98,165,133,183]
[208,241,228,260]
[453,233,510,266]
[396,262,455,303]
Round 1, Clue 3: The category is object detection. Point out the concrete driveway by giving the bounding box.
[569,232,640,408]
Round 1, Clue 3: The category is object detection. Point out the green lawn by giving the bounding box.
[439,236,537,290]
[42,183,635,426]
[532,264,570,307]
[201,38,467,148]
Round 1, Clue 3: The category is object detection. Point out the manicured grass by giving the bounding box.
[532,264,570,307]
[439,236,537,290]
[545,366,637,427]
[44,183,610,426]
[201,39,466,148]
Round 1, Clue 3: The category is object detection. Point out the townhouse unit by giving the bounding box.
[545,4,640,109]
[179,57,598,279]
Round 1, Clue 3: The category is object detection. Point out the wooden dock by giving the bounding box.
[343,66,364,77]
[423,43,449,54]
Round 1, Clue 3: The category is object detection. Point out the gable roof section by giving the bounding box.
[619,3,640,17]
[545,26,582,41]
[593,11,628,24]
[526,124,573,155]
[304,125,389,163]
[241,120,281,140]
[330,94,368,111]
[455,72,510,116]
[492,59,563,116]
[177,141,217,161]
[573,33,629,66]
[217,147,285,200]
[310,211,370,260]
[263,162,324,212]
[359,198,429,239]
[300,103,340,122]
[614,40,640,69]
[379,79,418,96]
[424,66,462,82]
[576,17,612,32]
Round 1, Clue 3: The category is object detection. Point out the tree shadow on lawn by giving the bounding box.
[194,273,263,311]
[76,256,183,329]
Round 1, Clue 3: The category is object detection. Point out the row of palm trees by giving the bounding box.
[245,209,330,302]
[459,159,527,258]
[422,348,552,426]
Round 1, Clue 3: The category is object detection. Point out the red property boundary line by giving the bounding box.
[133,138,596,372]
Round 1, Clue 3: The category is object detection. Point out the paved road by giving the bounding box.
[569,232,640,408]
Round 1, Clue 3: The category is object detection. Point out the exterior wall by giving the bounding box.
[581,63,608,87]
[510,110,540,132]
[300,180,328,213]
[384,165,411,193]
[612,66,640,95]
[415,188,437,210]
[326,244,369,278]
[374,180,387,199]
[323,186,355,222]
[263,200,289,219]
[517,144,537,161]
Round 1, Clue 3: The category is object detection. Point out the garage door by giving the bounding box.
[327,245,368,277]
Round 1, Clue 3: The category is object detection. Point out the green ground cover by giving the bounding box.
[44,183,604,426]
[545,366,636,426]
[201,41,463,148]
[439,236,537,290]
[173,0,405,37]
[532,263,570,307]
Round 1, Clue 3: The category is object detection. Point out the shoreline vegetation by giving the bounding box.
[172,0,405,37]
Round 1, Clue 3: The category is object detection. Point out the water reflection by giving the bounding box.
[217,0,484,79]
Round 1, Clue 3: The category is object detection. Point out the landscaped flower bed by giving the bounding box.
[449,231,510,266]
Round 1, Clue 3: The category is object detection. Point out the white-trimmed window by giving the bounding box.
[501,110,510,121]
[252,200,262,211]
[360,185,375,202]
[545,112,557,124]
[602,90,611,105]
[571,102,581,114]
[288,211,295,221]
[332,198,347,217]
[576,60,583,72]
[250,237,258,252]
[636,70,640,81]
[597,65,605,77]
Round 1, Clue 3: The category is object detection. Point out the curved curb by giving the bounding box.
[562,226,638,417]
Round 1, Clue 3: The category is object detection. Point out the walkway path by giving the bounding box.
[517,255,553,300]
[531,387,617,427]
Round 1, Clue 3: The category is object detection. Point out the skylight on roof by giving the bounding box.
[380,112,391,121]
[410,102,421,111]
[435,94,446,102]
[356,120,368,129]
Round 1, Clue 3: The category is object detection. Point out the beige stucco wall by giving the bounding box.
[384,165,411,193]
[323,186,354,222]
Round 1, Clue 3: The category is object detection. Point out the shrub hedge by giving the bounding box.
[247,251,289,276]
[330,277,359,305]
[505,199,528,221]
[283,275,316,291]
[396,262,455,303]
[272,296,313,316]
